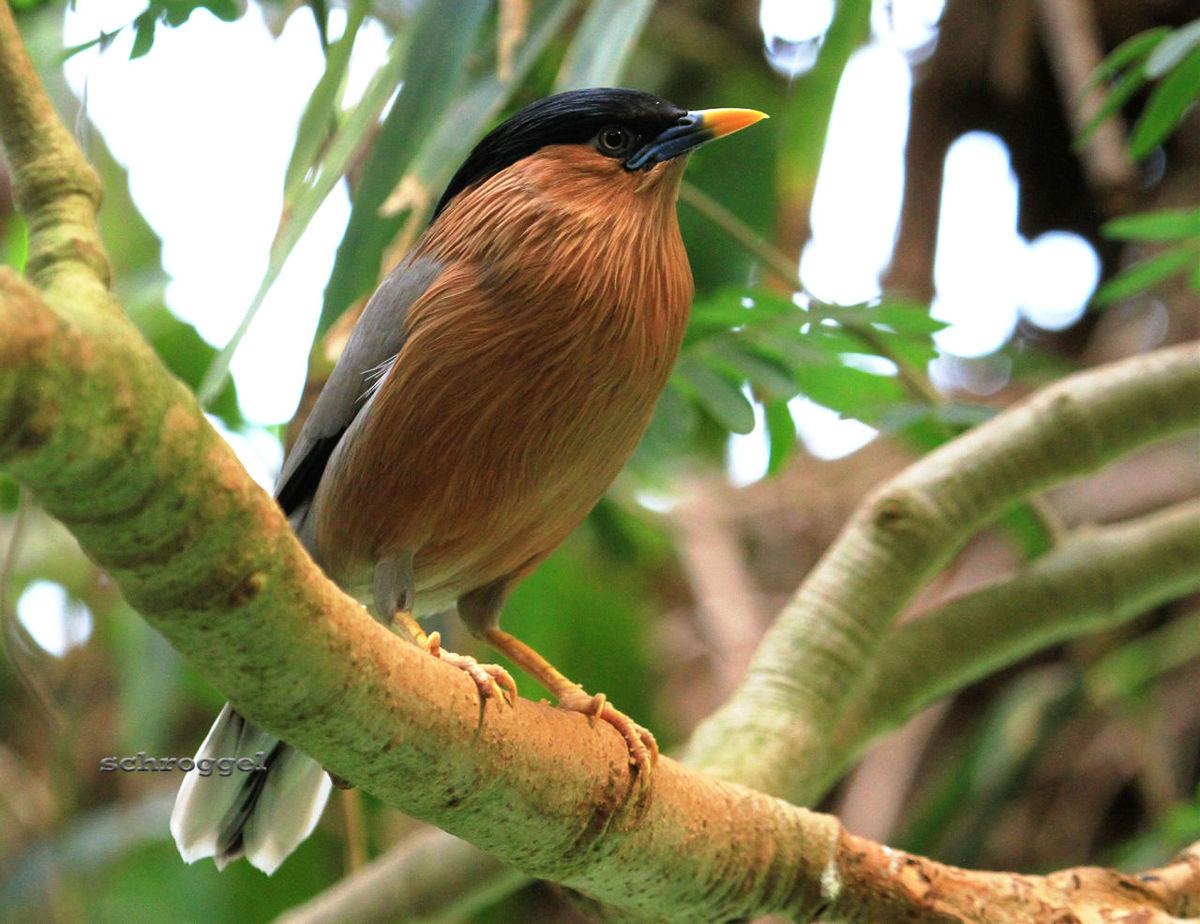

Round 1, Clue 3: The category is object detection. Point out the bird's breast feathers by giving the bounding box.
[311,147,694,592]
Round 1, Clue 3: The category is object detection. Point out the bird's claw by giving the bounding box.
[424,631,517,707]
[557,686,658,784]
[392,616,517,707]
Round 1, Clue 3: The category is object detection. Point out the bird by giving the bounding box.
[171,86,766,874]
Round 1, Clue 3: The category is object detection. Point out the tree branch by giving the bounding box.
[275,828,528,924]
[827,496,1200,789]
[0,0,108,308]
[1034,0,1137,214]
[686,341,1200,802]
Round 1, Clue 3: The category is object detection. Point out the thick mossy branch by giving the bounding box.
[686,342,1200,801]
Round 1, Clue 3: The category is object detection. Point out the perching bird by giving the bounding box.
[171,87,766,874]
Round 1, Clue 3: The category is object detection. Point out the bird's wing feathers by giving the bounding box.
[275,255,443,516]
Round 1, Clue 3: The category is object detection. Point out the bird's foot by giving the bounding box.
[425,630,518,707]
[392,609,517,706]
[479,626,658,784]
[556,685,658,783]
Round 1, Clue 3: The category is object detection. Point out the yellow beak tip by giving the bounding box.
[696,107,770,139]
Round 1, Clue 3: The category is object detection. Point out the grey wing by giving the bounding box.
[275,255,443,520]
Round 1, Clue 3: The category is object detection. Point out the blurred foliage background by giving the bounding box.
[5,0,1200,920]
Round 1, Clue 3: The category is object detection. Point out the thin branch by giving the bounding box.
[680,180,803,287]
[1034,0,1137,214]
[839,318,945,407]
[825,496,1200,790]
[275,828,528,924]
[685,340,1200,803]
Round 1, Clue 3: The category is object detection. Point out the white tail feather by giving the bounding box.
[170,703,332,874]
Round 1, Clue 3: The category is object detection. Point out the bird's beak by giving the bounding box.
[625,107,768,171]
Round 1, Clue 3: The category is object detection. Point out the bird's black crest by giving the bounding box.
[432,88,688,219]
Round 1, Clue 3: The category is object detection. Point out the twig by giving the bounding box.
[680,181,804,288]
[0,489,65,732]
[276,827,527,924]
[1034,0,1137,214]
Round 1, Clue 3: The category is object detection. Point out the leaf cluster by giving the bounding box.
[664,289,946,474]
[1085,17,1200,307]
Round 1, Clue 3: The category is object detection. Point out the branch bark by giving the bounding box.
[828,496,1200,789]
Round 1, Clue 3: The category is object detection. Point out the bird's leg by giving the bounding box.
[374,553,516,706]
[481,626,658,781]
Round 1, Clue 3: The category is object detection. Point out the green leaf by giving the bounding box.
[321,0,493,328]
[1129,44,1200,160]
[1103,207,1200,242]
[155,0,240,27]
[686,289,801,345]
[763,398,797,476]
[644,380,700,452]
[282,0,368,202]
[804,321,874,358]
[554,0,654,90]
[1077,66,1150,148]
[706,341,798,399]
[308,0,331,47]
[883,401,993,452]
[397,0,580,243]
[1083,26,1169,90]
[871,301,949,335]
[129,10,157,59]
[1145,18,1200,78]
[793,362,906,421]
[61,32,114,62]
[876,331,939,370]
[677,358,756,434]
[1093,244,1200,305]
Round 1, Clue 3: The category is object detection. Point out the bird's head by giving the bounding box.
[431,88,767,220]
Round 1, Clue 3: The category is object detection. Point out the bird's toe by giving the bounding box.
[435,647,518,708]
[557,687,658,783]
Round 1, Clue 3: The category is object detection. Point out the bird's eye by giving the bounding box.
[596,125,634,156]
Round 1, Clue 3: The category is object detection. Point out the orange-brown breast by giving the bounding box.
[310,145,693,605]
